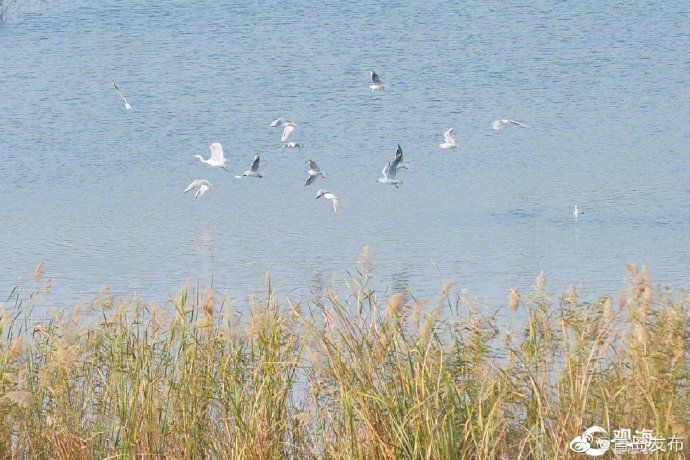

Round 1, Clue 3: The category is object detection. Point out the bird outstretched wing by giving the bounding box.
[305,174,317,186]
[210,143,225,162]
[250,154,260,172]
[281,124,295,142]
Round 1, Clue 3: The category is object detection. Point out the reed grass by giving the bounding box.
[0,260,688,458]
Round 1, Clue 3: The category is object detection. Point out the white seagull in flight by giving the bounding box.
[269,118,297,142]
[573,205,582,218]
[112,82,133,110]
[184,180,213,199]
[316,189,339,213]
[235,154,263,178]
[378,145,404,188]
[195,143,229,171]
[492,119,532,131]
[305,160,326,186]
[369,69,385,92]
[439,128,458,149]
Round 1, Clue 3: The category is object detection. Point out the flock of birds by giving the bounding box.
[112,70,583,218]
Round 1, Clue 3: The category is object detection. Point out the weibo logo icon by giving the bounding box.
[569,426,611,456]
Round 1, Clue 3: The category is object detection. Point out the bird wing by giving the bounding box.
[185,180,200,193]
[269,118,287,127]
[305,174,317,186]
[444,128,454,142]
[509,120,532,127]
[381,163,391,179]
[112,82,124,98]
[307,160,318,171]
[281,124,295,142]
[328,195,339,212]
[370,70,382,84]
[112,82,129,103]
[195,184,210,199]
[389,147,402,176]
[210,143,225,162]
[250,154,260,172]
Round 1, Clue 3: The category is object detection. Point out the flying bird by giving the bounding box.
[305,160,326,186]
[112,82,133,110]
[492,119,532,131]
[268,118,297,142]
[195,143,229,171]
[378,145,404,188]
[369,69,385,92]
[316,189,339,213]
[280,142,302,151]
[184,180,212,199]
[439,128,458,149]
[573,205,582,218]
[235,154,263,178]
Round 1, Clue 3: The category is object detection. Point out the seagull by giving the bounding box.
[439,128,458,149]
[492,119,532,131]
[378,145,404,188]
[369,69,385,92]
[195,143,230,171]
[305,160,326,186]
[280,142,302,151]
[573,205,582,218]
[184,180,213,199]
[112,82,133,110]
[316,189,338,213]
[268,118,298,142]
[235,154,263,178]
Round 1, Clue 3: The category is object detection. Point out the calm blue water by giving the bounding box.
[1,1,689,311]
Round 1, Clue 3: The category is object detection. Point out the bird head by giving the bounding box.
[316,190,326,199]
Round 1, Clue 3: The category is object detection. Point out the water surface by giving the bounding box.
[1,1,689,312]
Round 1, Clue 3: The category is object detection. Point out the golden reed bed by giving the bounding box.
[1,257,688,458]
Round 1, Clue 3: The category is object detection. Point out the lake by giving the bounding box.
[1,0,689,313]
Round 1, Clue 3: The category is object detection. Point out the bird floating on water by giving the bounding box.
[378,145,404,188]
[280,142,302,151]
[573,205,582,218]
[184,180,212,199]
[492,119,532,131]
[235,154,262,178]
[439,128,458,149]
[305,160,326,186]
[195,143,230,171]
[112,82,133,111]
[316,189,339,213]
[369,69,385,92]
